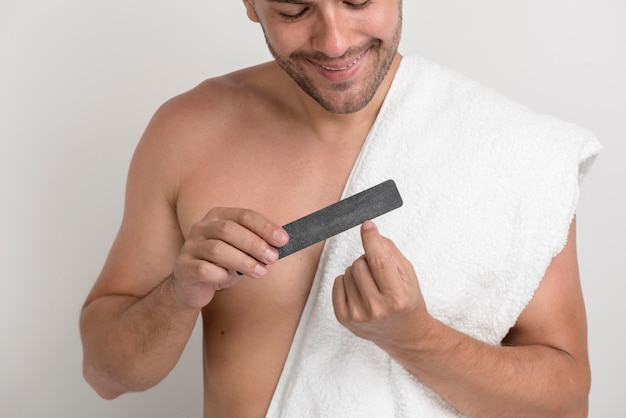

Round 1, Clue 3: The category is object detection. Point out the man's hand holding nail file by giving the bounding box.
[173,180,402,309]
[233,180,403,275]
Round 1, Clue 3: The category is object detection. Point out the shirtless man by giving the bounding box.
[80,1,591,416]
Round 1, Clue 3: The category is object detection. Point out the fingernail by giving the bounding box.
[274,229,288,244]
[253,263,267,278]
[264,248,278,263]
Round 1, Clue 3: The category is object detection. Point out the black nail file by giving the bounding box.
[277,179,403,259]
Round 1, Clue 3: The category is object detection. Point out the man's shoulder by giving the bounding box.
[130,61,288,174]
[160,62,276,121]
[139,62,280,145]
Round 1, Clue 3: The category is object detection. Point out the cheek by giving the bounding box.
[369,13,400,39]
[360,3,402,39]
[262,25,311,57]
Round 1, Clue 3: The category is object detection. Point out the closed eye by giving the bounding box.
[281,9,308,19]
[345,0,372,10]
[278,6,309,21]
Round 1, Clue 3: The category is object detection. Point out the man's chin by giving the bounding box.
[313,96,375,115]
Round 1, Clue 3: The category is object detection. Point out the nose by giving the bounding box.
[311,9,353,58]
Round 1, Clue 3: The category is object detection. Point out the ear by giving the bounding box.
[242,0,260,23]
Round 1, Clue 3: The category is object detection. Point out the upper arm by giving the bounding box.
[83,101,187,307]
[503,218,590,371]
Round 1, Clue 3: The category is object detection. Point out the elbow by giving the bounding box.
[566,354,592,417]
[80,317,129,399]
[82,359,129,400]
[82,354,161,400]
[553,398,589,418]
[567,372,592,418]
[79,299,149,399]
[552,359,592,418]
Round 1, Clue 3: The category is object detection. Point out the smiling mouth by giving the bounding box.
[318,51,365,71]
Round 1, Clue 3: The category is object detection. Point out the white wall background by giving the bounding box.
[1,1,624,417]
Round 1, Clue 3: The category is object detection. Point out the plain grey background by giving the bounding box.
[1,1,624,417]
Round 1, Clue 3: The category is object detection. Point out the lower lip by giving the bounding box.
[311,49,368,83]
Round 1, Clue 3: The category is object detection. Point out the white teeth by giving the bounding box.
[321,54,362,71]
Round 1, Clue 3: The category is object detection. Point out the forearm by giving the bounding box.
[80,275,199,399]
[382,320,590,418]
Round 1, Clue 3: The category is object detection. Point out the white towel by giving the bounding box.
[266,55,602,417]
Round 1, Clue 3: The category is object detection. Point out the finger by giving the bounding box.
[216,271,245,290]
[192,237,268,279]
[360,220,402,294]
[332,274,349,323]
[336,263,379,322]
[210,207,289,247]
[177,257,230,285]
[350,255,383,296]
[196,218,274,266]
[383,238,414,285]
[203,208,288,268]
[341,264,369,307]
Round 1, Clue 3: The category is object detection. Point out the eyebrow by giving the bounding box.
[266,0,310,4]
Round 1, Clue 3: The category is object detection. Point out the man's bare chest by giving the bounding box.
[175,137,363,235]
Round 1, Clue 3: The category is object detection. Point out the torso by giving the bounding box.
[169,62,387,417]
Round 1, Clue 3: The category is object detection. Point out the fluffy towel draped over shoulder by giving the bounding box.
[266,55,602,417]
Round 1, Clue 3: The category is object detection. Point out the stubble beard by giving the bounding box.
[263,15,402,115]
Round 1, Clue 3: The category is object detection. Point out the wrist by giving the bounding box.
[377,314,444,362]
[163,273,204,318]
